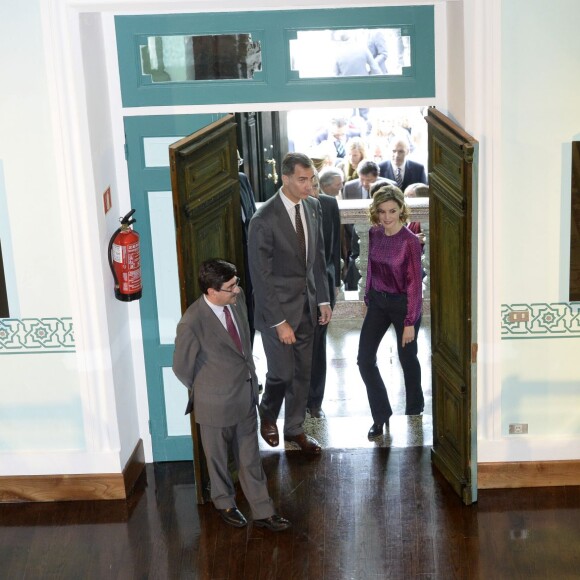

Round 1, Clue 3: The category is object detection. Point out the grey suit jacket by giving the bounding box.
[172,289,258,426]
[248,190,330,332]
[343,178,366,200]
[343,177,396,200]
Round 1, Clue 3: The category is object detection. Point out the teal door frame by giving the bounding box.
[117,6,436,461]
[124,114,224,461]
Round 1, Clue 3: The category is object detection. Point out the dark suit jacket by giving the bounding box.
[172,290,258,425]
[378,159,428,191]
[318,193,341,308]
[248,190,330,332]
[239,172,258,334]
[239,172,257,241]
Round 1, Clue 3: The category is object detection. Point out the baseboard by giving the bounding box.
[0,439,145,503]
[478,459,580,489]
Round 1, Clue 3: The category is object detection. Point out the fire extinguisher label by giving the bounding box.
[112,244,123,263]
[125,242,141,292]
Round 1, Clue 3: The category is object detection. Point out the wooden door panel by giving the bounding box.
[427,107,477,505]
[180,184,241,307]
[432,352,469,496]
[431,188,468,370]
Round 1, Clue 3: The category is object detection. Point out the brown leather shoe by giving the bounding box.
[284,432,322,454]
[260,419,279,447]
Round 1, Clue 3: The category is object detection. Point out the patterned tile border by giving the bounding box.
[501,303,580,339]
[0,318,75,353]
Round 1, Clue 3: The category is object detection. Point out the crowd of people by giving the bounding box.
[172,144,427,533]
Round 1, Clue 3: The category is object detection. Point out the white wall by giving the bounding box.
[0,0,86,469]
[79,13,141,468]
[478,0,580,461]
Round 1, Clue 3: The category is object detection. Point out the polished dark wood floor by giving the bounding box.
[2,449,580,579]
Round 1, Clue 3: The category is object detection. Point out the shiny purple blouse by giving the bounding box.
[364,225,423,326]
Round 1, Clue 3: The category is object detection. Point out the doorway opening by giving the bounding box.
[237,105,433,451]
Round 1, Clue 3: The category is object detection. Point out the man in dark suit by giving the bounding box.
[238,150,258,343]
[306,170,342,419]
[172,259,291,532]
[248,153,332,454]
[379,136,428,191]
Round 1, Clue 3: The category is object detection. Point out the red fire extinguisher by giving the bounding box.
[108,209,142,302]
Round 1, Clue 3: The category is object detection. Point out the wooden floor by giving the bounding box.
[1,450,580,579]
[2,319,580,578]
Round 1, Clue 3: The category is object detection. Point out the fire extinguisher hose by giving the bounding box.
[108,225,123,290]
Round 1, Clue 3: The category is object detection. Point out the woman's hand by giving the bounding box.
[402,325,415,348]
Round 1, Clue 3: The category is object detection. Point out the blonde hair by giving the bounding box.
[369,184,410,225]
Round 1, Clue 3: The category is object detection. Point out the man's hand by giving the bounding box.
[276,321,296,344]
[318,304,332,326]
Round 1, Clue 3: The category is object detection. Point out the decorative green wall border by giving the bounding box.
[0,318,75,353]
[501,303,580,339]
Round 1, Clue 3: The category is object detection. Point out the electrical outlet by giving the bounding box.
[508,310,530,323]
[509,423,528,434]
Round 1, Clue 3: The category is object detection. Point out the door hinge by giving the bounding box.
[471,343,478,364]
[148,419,152,434]
[124,142,129,160]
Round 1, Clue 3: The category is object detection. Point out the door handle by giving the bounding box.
[266,158,278,185]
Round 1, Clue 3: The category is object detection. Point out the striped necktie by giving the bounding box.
[295,204,306,264]
[395,167,403,189]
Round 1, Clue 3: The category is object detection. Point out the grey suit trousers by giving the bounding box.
[259,301,315,437]
[200,404,274,520]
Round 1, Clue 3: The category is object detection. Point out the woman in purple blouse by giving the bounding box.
[357,185,424,439]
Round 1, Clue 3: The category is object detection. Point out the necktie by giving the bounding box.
[396,167,403,189]
[295,204,306,264]
[335,140,345,158]
[223,307,243,354]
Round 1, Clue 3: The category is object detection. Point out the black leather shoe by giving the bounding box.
[368,423,384,438]
[218,507,247,528]
[254,514,292,532]
[307,407,325,419]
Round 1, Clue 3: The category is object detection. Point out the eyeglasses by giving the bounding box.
[219,277,241,293]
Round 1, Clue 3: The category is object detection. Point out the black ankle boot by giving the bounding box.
[368,423,384,438]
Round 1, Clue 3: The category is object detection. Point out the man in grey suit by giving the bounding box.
[173,258,291,531]
[248,153,332,455]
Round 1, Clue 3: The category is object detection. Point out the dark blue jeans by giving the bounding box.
[357,288,424,424]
